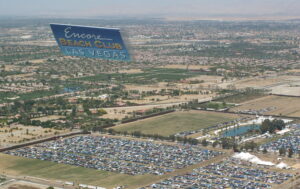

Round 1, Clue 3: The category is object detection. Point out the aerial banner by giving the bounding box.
[50,24,131,61]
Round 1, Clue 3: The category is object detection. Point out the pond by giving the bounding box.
[63,87,80,93]
[222,125,260,137]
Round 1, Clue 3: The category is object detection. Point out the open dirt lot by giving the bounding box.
[1,180,59,189]
[0,125,67,148]
[31,115,65,122]
[118,69,143,74]
[127,94,213,105]
[102,103,182,120]
[219,75,300,90]
[231,95,300,117]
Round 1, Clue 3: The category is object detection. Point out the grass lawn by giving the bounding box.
[113,110,239,136]
[0,153,160,189]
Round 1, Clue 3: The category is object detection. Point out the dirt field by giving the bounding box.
[124,82,169,92]
[29,59,46,64]
[218,75,300,90]
[113,110,239,136]
[287,69,300,73]
[231,95,300,117]
[1,180,59,189]
[31,115,65,122]
[127,94,213,105]
[0,125,67,148]
[102,103,182,120]
[270,81,300,96]
[124,74,223,92]
[118,69,143,74]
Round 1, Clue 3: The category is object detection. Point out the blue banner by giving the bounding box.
[50,24,131,61]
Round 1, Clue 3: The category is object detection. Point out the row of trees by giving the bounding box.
[260,119,285,134]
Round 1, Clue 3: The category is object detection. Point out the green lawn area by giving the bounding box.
[0,154,160,189]
[75,68,210,84]
[113,110,239,136]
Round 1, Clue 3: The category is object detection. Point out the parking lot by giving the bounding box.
[4,135,222,175]
[260,127,300,154]
[142,157,294,188]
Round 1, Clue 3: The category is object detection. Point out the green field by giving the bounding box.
[75,68,210,84]
[0,154,160,189]
[113,111,239,136]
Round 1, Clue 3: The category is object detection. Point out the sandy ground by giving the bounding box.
[0,125,67,148]
[125,78,221,92]
[231,95,300,117]
[1,180,62,189]
[124,82,168,92]
[270,80,300,96]
[253,152,300,173]
[187,75,223,83]
[31,115,65,122]
[29,59,46,64]
[127,94,213,104]
[218,75,300,90]
[292,163,300,169]
[118,69,143,74]
[3,65,18,72]
[271,85,300,96]
[102,103,182,120]
[6,73,35,80]
[287,69,300,73]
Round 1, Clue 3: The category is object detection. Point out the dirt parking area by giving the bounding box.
[231,95,300,117]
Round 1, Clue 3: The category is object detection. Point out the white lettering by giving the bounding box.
[64,27,113,41]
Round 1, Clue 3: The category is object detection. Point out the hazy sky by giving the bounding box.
[0,0,299,18]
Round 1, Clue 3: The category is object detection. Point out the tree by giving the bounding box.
[273,119,285,130]
[279,147,286,156]
[212,141,218,148]
[98,109,107,116]
[260,119,271,134]
[244,141,257,151]
[263,148,268,154]
[233,143,239,152]
[288,148,293,158]
[169,135,176,142]
[71,106,77,117]
[108,128,115,135]
[201,139,208,146]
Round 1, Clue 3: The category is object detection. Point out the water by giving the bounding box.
[63,87,80,93]
[222,125,260,137]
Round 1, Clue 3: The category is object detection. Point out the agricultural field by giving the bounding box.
[113,110,239,136]
[230,95,300,117]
